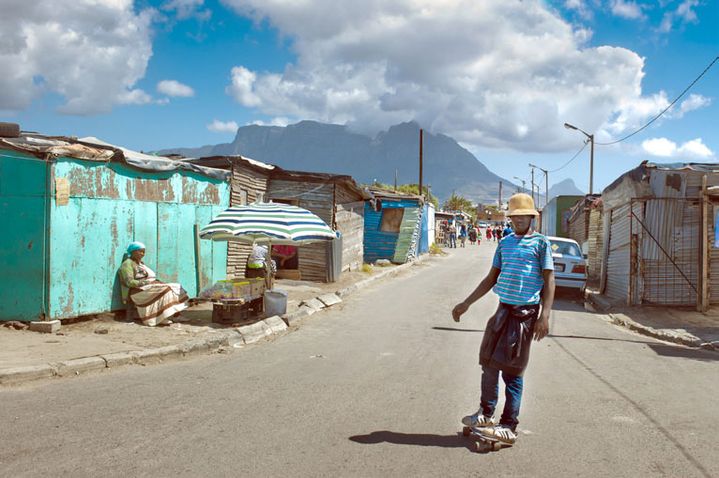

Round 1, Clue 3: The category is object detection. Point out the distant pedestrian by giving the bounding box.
[452,193,555,446]
[449,222,457,248]
[468,226,478,245]
[459,224,467,248]
[502,223,513,238]
[486,228,492,242]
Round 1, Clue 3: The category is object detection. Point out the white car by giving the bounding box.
[547,236,586,294]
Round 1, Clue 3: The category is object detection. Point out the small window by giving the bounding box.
[239,189,248,205]
[380,208,404,233]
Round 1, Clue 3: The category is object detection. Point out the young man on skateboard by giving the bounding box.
[452,193,555,445]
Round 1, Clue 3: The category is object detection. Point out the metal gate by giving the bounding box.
[630,198,700,306]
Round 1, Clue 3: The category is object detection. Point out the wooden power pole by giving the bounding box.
[419,129,424,197]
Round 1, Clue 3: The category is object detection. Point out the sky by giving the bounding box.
[1,0,717,194]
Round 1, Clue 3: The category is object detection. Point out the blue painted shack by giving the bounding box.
[364,189,424,264]
[0,132,230,321]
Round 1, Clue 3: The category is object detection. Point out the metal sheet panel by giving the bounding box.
[639,199,699,305]
[0,152,47,321]
[605,204,631,301]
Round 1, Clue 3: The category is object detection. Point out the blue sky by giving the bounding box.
[2,0,717,193]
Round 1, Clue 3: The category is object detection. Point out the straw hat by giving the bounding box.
[507,193,539,217]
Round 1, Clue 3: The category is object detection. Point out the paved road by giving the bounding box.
[2,244,718,477]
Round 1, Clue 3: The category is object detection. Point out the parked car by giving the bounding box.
[547,236,586,295]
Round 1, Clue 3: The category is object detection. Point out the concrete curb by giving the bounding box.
[608,312,717,350]
[0,256,431,386]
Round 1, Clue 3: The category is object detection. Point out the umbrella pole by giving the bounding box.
[267,239,274,291]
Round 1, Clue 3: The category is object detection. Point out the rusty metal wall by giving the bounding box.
[47,158,230,320]
[605,203,631,302]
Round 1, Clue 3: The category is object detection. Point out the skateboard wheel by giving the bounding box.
[462,427,470,437]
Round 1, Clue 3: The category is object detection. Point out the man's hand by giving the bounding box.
[452,302,469,322]
[533,311,550,341]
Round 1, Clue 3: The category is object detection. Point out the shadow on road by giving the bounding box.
[647,343,719,362]
[549,334,656,345]
[431,326,484,333]
[349,431,474,451]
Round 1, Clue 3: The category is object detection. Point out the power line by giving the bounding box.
[596,55,719,146]
[549,141,588,173]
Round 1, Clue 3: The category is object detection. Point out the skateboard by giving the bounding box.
[462,426,513,452]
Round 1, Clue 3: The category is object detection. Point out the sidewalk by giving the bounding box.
[0,255,440,385]
[586,292,719,350]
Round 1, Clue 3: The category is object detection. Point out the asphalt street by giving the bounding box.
[1,243,718,477]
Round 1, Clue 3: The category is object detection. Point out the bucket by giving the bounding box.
[264,289,288,317]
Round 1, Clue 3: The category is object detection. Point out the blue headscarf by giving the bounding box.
[127,241,146,254]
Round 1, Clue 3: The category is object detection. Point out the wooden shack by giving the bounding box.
[364,189,424,264]
[266,170,373,282]
[185,156,272,279]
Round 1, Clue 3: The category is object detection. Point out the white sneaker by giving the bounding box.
[461,412,496,428]
[485,425,517,444]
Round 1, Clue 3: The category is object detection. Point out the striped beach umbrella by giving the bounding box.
[199,202,336,245]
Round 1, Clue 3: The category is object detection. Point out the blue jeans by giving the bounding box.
[449,233,457,248]
[480,365,523,431]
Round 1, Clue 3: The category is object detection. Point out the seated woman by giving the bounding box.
[119,241,188,327]
[245,243,276,278]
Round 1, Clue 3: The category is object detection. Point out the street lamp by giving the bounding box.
[513,176,526,193]
[564,122,595,194]
[528,163,548,208]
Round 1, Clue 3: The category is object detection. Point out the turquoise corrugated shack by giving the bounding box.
[364,188,424,264]
[0,133,230,322]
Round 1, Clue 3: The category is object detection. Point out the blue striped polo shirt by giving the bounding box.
[491,232,554,305]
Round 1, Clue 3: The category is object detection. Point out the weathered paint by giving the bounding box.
[363,198,422,264]
[0,153,231,321]
[0,150,48,320]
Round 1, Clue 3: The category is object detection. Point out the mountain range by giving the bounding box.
[158,120,583,204]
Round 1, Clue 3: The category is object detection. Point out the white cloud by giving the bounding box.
[157,80,195,97]
[250,117,291,127]
[675,93,711,118]
[226,66,262,107]
[642,137,714,158]
[118,89,154,105]
[610,0,645,20]
[658,0,700,32]
[564,0,592,20]
[0,0,154,115]
[207,119,239,133]
[677,138,713,158]
[642,137,676,157]
[221,0,686,153]
[162,0,212,21]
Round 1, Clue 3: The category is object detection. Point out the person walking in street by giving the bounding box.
[459,223,467,248]
[451,193,555,446]
[449,221,457,248]
[502,223,513,238]
[486,227,492,242]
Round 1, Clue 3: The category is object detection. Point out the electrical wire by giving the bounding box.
[596,55,719,146]
[548,141,588,173]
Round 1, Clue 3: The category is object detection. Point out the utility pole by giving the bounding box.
[418,128,423,197]
[513,176,526,194]
[564,123,595,195]
[528,163,549,208]
[498,181,503,208]
[530,166,536,204]
[394,168,398,191]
